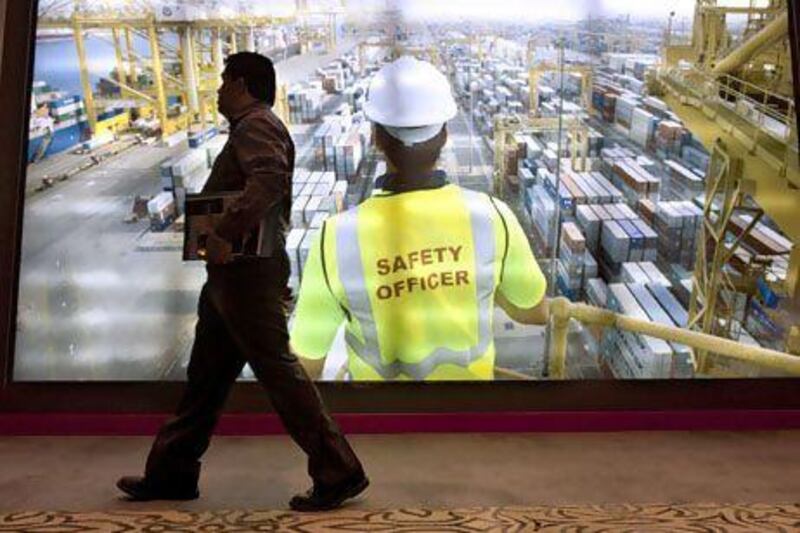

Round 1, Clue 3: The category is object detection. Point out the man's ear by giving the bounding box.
[233,77,248,96]
[373,124,386,151]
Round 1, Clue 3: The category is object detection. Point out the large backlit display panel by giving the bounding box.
[11,0,799,383]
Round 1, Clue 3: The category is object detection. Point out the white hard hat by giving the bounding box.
[364,56,457,146]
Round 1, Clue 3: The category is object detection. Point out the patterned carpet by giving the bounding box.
[1,504,799,532]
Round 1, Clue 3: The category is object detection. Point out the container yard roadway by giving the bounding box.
[16,139,203,380]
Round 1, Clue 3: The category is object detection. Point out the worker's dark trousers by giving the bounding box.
[144,256,363,489]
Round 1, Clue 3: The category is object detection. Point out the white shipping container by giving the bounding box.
[205,135,228,167]
[583,250,599,281]
[576,174,606,203]
[639,261,671,287]
[309,211,329,229]
[313,182,334,196]
[293,169,311,184]
[299,183,317,197]
[601,220,630,263]
[576,205,599,234]
[182,166,212,194]
[291,196,310,227]
[616,204,638,220]
[171,149,208,178]
[286,228,306,280]
[147,191,174,217]
[530,185,556,246]
[607,284,672,378]
[81,133,114,151]
[627,283,691,378]
[303,195,324,225]
[633,220,659,262]
[319,196,337,216]
[586,277,608,307]
[299,229,319,273]
[644,96,669,112]
[622,262,650,285]
[319,171,336,188]
[629,107,656,147]
[614,96,637,126]
[161,130,188,147]
[292,168,311,184]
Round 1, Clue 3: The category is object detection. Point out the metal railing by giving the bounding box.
[661,66,796,144]
[546,297,800,379]
[716,73,795,140]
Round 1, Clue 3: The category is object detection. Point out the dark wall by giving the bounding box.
[0,3,799,416]
[0,0,34,391]
[789,0,800,151]
[0,0,7,70]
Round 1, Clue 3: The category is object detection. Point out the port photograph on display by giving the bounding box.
[13,0,798,382]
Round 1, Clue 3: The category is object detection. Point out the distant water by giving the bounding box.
[33,32,174,97]
[31,28,326,99]
[34,36,122,97]
[32,28,320,98]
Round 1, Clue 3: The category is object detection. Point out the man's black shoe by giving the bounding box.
[289,474,369,512]
[116,476,199,502]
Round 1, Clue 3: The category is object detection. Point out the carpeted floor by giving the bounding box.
[1,504,799,532]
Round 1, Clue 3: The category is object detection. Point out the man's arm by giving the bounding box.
[497,293,550,325]
[214,118,291,241]
[493,198,549,325]
[290,223,347,380]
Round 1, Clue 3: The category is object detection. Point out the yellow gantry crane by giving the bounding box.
[39,0,302,139]
[440,34,485,62]
[493,4,799,376]
[527,39,593,116]
[296,0,346,53]
[656,0,800,366]
[489,41,593,204]
[528,60,593,117]
[492,113,589,197]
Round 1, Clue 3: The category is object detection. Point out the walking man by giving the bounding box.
[117,52,368,512]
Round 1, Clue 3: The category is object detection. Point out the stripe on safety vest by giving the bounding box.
[335,188,495,380]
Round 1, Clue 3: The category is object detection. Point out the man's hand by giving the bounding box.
[200,231,233,265]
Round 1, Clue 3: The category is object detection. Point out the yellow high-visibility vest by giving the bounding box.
[291,183,546,380]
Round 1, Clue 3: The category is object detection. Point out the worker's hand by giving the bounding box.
[296,353,325,380]
[201,231,233,265]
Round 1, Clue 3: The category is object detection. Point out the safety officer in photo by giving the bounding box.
[291,56,550,381]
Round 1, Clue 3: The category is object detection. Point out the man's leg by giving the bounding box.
[248,342,363,488]
[207,261,364,488]
[143,284,246,488]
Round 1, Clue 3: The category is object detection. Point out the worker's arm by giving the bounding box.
[492,198,548,324]
[497,292,550,325]
[214,116,291,241]
[290,222,347,380]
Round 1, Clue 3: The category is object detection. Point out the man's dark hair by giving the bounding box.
[223,52,276,106]
[374,124,447,178]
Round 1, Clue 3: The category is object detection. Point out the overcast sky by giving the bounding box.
[398,0,694,21]
[345,0,769,22]
[43,0,770,23]
[423,0,772,22]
